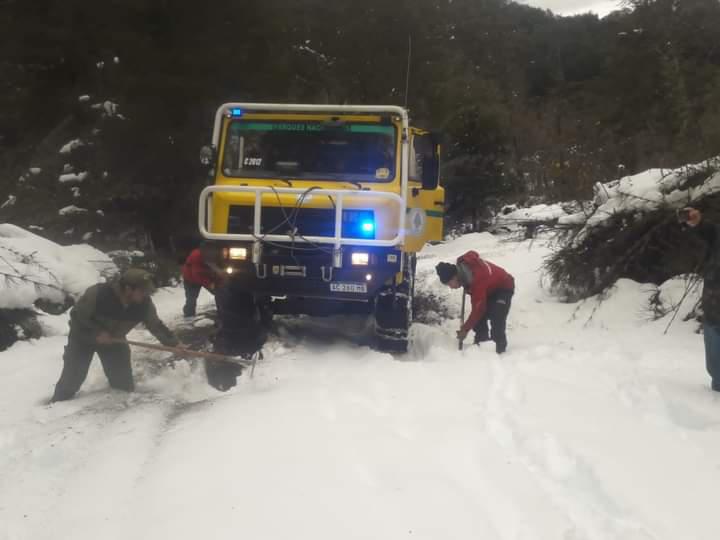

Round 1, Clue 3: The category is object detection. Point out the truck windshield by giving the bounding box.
[222,120,397,182]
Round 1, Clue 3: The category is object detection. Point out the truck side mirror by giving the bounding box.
[200,145,216,167]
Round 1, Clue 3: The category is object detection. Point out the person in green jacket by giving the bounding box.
[51,268,180,402]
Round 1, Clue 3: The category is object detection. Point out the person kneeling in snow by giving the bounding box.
[436,251,515,353]
[51,269,180,402]
[182,242,222,317]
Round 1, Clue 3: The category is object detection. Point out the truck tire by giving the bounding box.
[374,255,415,353]
[213,280,268,358]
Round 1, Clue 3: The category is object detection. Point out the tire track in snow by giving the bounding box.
[484,351,659,540]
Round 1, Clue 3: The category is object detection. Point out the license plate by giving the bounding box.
[330,282,367,294]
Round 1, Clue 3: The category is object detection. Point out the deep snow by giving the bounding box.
[2,232,719,540]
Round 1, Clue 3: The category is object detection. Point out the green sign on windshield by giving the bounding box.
[233,122,394,135]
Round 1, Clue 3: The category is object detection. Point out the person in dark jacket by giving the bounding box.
[436,251,515,353]
[51,269,180,402]
[182,243,221,317]
[681,207,720,392]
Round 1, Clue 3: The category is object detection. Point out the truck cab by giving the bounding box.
[199,103,444,353]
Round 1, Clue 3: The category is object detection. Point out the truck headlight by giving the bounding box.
[229,247,247,260]
[351,252,369,266]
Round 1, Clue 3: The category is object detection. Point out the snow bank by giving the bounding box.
[0,224,115,309]
[654,275,702,318]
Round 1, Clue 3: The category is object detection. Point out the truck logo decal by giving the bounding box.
[407,208,426,235]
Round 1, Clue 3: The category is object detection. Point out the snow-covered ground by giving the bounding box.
[2,232,719,540]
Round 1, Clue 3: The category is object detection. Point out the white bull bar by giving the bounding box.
[198,185,406,248]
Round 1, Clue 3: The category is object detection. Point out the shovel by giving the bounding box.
[458,290,466,351]
[113,338,259,390]
[115,338,254,367]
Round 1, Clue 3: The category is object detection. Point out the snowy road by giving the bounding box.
[2,233,720,540]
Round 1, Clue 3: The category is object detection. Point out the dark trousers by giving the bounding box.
[52,335,133,401]
[183,281,202,316]
[473,289,514,353]
[703,323,720,389]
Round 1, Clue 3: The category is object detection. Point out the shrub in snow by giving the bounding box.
[0,225,116,349]
[545,160,719,301]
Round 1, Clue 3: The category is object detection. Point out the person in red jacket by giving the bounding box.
[436,251,515,353]
[182,243,221,317]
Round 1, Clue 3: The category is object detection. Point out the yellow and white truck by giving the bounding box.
[198,103,444,352]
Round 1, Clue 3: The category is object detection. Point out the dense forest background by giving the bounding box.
[1,0,720,253]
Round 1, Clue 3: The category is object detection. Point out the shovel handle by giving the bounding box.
[113,338,253,366]
[458,290,466,351]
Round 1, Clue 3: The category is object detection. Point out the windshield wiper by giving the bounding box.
[314,173,362,189]
[273,161,300,186]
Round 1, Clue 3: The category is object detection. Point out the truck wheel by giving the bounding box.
[374,255,414,353]
[214,281,268,358]
[257,296,274,328]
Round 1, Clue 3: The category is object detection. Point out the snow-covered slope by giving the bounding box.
[0,224,114,309]
[1,233,718,540]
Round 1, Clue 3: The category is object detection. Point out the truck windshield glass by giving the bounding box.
[222,120,397,182]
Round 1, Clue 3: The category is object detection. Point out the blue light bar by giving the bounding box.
[361,221,375,234]
[230,108,244,117]
[342,210,375,239]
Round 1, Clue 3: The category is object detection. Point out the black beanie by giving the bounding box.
[435,262,457,284]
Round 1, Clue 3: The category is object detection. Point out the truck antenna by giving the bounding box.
[404,34,412,109]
